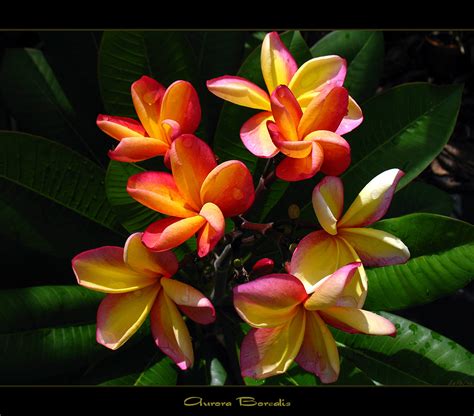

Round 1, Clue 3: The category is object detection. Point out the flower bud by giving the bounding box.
[252,258,274,277]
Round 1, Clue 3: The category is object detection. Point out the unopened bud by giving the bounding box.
[233,258,243,268]
[288,204,300,220]
[252,258,274,277]
[289,243,298,253]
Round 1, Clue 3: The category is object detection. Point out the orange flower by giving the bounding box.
[97,76,201,164]
[127,134,255,257]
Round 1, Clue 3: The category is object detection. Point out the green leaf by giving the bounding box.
[213,31,312,173]
[210,358,228,386]
[0,48,102,165]
[334,312,474,385]
[386,181,453,218]
[0,286,107,384]
[299,83,463,217]
[365,213,474,311]
[99,31,197,117]
[311,31,384,102]
[105,160,161,233]
[0,131,125,257]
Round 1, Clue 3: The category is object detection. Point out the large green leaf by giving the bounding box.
[0,48,102,165]
[0,286,107,384]
[0,131,125,258]
[213,31,312,173]
[334,312,474,385]
[386,181,453,218]
[311,31,384,102]
[365,213,474,311]
[99,31,197,118]
[299,83,462,217]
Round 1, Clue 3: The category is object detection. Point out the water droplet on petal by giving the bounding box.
[143,89,160,105]
[233,188,243,200]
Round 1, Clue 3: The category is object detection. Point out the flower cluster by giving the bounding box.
[73,32,410,383]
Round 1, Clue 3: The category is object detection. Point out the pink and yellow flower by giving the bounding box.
[206,31,363,181]
[127,134,255,257]
[97,76,201,164]
[72,233,215,370]
[290,169,411,307]
[234,262,396,383]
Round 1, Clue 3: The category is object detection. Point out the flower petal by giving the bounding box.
[97,114,146,141]
[96,283,160,350]
[151,290,194,370]
[200,160,255,217]
[240,111,279,158]
[304,262,361,310]
[108,136,169,162]
[206,76,271,111]
[170,134,217,211]
[161,278,215,325]
[270,85,302,141]
[159,80,201,135]
[127,171,196,218]
[72,247,157,293]
[339,169,405,228]
[123,232,178,278]
[131,75,166,139]
[196,202,225,257]
[275,142,323,182]
[142,216,206,252]
[320,307,397,336]
[289,56,346,104]
[339,227,410,267]
[306,130,351,176]
[336,96,363,135]
[261,31,298,94]
[267,121,312,158]
[295,311,339,383]
[233,273,308,328]
[312,176,344,235]
[240,307,305,379]
[298,86,349,138]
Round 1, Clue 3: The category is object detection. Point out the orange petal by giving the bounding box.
[267,121,312,158]
[261,31,298,93]
[295,311,340,383]
[97,114,146,141]
[169,134,217,211]
[131,75,166,139]
[127,171,196,218]
[72,246,157,294]
[151,290,194,370]
[159,80,201,135]
[97,283,160,350]
[270,85,302,141]
[275,142,324,182]
[305,130,351,176]
[240,111,279,158]
[123,232,178,278]
[108,136,169,162]
[298,86,349,137]
[206,75,271,111]
[142,216,206,252]
[196,203,225,257]
[200,160,255,217]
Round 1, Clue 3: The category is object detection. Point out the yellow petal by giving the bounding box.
[312,176,344,235]
[96,283,160,350]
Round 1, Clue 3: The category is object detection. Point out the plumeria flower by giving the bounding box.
[290,169,411,307]
[97,76,201,165]
[127,134,255,257]
[206,32,362,177]
[234,263,396,383]
[72,233,215,370]
[266,85,351,181]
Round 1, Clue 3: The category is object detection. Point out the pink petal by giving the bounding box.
[97,114,146,141]
[196,202,225,257]
[336,96,364,135]
[240,111,279,158]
